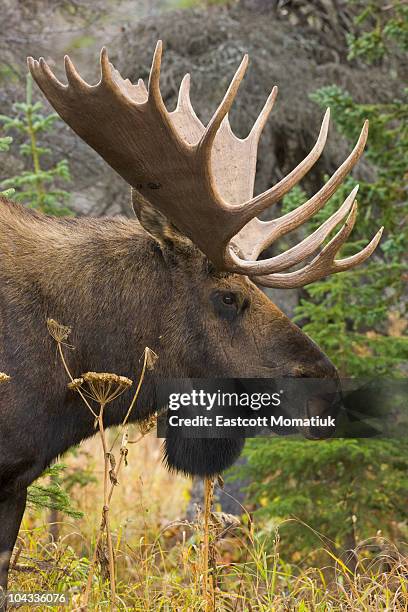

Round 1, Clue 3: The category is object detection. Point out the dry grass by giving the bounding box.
[8,431,408,611]
[7,321,406,609]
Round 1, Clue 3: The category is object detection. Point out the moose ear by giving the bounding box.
[131,187,191,249]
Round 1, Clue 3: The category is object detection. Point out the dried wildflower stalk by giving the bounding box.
[202,477,216,610]
[128,413,158,445]
[47,318,157,610]
[76,372,134,609]
[198,481,242,611]
[47,318,71,343]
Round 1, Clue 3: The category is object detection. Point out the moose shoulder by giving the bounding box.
[0,41,381,601]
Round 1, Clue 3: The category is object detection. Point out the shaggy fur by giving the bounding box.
[0,196,336,596]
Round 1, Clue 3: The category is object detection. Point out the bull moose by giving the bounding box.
[0,41,382,599]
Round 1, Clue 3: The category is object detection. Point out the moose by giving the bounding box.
[0,41,382,599]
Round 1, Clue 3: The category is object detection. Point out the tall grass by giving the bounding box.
[8,433,408,611]
[6,321,405,610]
[6,321,406,609]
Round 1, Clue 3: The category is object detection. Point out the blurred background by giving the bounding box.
[1,0,407,608]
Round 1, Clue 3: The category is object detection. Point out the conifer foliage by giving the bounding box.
[238,2,408,561]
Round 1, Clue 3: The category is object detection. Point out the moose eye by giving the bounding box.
[222,293,236,306]
[211,291,241,322]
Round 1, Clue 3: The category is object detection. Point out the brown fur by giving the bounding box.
[0,193,336,485]
[0,195,337,598]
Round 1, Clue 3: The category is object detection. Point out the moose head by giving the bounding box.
[0,41,382,599]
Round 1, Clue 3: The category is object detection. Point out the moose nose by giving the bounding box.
[290,354,338,380]
[277,322,339,380]
[292,354,341,439]
[312,354,338,379]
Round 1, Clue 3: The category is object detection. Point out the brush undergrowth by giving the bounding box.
[8,434,408,612]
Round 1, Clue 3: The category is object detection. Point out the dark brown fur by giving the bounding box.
[0,196,336,598]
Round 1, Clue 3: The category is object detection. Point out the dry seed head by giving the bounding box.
[71,372,133,405]
[0,372,10,384]
[144,346,158,370]
[212,512,241,537]
[68,377,84,391]
[138,412,157,436]
[82,372,133,386]
[47,318,71,343]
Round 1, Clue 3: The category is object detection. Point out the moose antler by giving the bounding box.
[28,41,382,288]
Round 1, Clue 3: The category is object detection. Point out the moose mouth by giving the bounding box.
[277,376,342,440]
[304,392,341,439]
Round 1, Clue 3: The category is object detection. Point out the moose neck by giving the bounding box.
[0,199,173,462]
[0,198,166,352]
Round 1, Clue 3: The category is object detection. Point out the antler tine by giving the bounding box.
[148,40,164,105]
[233,119,368,252]
[27,56,66,97]
[248,117,367,227]
[248,85,278,142]
[138,78,148,94]
[334,225,383,272]
[64,54,89,90]
[228,185,359,274]
[177,73,191,111]
[229,108,331,227]
[198,54,249,159]
[253,204,383,288]
[100,47,113,84]
[253,202,359,288]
